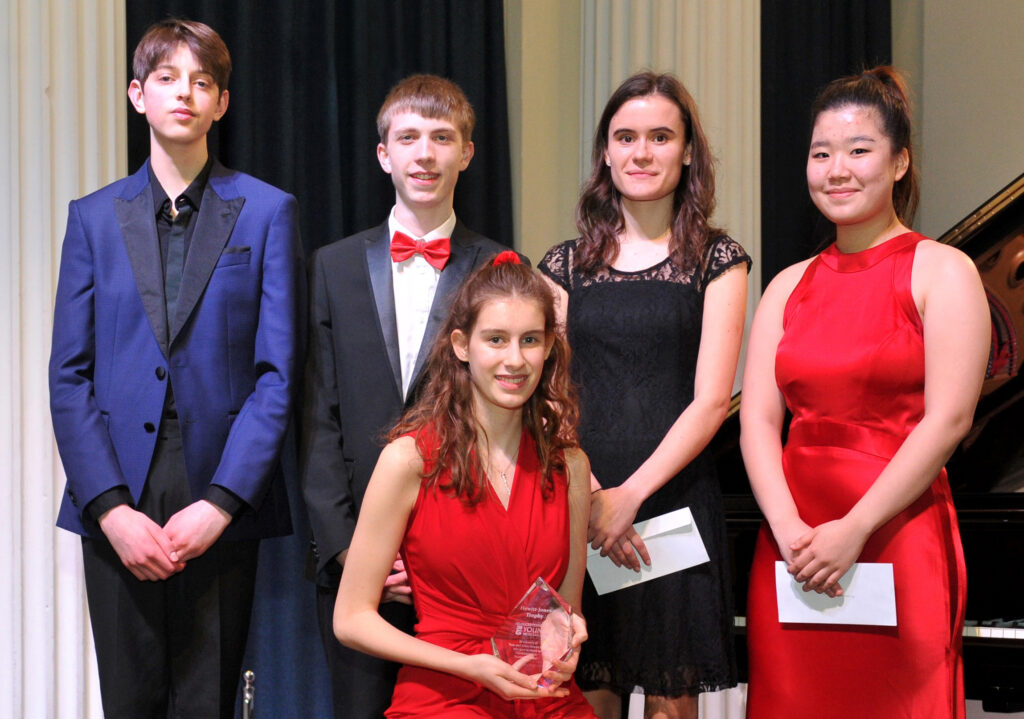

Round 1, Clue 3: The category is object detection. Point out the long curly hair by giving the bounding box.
[575,70,724,275]
[389,255,579,503]
[810,65,919,225]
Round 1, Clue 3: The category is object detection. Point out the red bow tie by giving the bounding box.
[390,232,451,270]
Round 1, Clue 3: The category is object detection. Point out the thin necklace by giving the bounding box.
[492,445,520,497]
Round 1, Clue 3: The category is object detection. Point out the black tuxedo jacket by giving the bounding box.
[300,220,516,582]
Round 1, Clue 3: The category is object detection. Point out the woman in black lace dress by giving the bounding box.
[539,72,749,719]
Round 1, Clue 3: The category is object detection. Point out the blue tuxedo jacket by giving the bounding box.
[50,160,304,540]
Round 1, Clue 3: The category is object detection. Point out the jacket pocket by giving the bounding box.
[216,247,251,268]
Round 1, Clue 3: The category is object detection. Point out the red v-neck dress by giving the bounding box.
[385,427,595,718]
[746,233,966,718]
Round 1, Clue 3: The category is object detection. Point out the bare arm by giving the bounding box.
[538,448,593,691]
[558,448,592,610]
[790,243,989,593]
[739,262,813,564]
[590,264,749,568]
[334,437,569,700]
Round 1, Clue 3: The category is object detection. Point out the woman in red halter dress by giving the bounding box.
[741,67,990,718]
[333,254,597,718]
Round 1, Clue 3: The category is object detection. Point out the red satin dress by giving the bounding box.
[746,233,966,718]
[386,427,595,718]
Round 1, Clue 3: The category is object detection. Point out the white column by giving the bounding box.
[1,1,125,717]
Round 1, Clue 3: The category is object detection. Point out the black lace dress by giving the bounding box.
[539,236,749,697]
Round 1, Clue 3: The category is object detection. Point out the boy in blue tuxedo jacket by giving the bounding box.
[49,19,303,718]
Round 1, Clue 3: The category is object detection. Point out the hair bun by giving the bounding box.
[492,250,521,266]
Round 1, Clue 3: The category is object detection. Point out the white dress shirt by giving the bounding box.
[388,209,457,399]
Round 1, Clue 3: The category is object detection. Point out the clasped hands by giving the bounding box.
[99,500,231,581]
[588,484,651,572]
[780,516,869,598]
[460,612,588,701]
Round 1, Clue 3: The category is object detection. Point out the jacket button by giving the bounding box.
[144,422,156,433]
[155,367,166,380]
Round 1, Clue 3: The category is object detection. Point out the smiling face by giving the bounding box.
[807,104,908,230]
[377,111,474,231]
[128,43,228,151]
[451,296,553,419]
[603,94,692,205]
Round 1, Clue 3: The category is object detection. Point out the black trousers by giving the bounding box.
[316,581,416,719]
[82,417,259,719]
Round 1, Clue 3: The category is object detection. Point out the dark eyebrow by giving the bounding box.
[810,135,877,150]
[154,63,213,77]
[612,126,676,136]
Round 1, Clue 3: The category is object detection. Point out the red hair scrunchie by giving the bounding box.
[492,250,521,266]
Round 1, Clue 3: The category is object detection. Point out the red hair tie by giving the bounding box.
[492,250,521,266]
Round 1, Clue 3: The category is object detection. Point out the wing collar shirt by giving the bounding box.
[388,209,457,399]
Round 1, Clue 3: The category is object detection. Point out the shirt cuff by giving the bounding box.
[205,484,246,518]
[86,487,135,522]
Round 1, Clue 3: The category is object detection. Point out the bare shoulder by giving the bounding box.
[374,435,426,485]
[563,447,591,482]
[769,257,815,295]
[756,257,816,314]
[912,240,984,311]
[913,239,980,280]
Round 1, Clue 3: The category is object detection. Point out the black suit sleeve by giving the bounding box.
[299,250,358,574]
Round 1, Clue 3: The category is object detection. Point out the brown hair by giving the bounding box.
[376,74,475,144]
[810,65,919,224]
[389,257,578,503]
[575,71,724,275]
[133,19,232,91]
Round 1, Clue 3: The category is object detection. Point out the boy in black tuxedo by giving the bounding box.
[300,74,520,718]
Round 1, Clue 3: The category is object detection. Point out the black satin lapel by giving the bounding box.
[169,191,244,344]
[366,229,403,394]
[409,240,478,389]
[115,192,168,356]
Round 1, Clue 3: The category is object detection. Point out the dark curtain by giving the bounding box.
[127,0,513,258]
[760,0,891,287]
[126,3,511,717]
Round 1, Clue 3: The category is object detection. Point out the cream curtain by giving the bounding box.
[1,1,125,717]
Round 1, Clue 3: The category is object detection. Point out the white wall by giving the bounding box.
[917,0,1024,237]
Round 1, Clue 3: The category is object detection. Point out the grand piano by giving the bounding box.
[713,171,1024,712]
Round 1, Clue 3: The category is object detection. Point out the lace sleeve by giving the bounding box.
[538,241,574,290]
[702,236,751,289]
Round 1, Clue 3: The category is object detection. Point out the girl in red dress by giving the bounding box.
[741,67,990,718]
[334,252,597,718]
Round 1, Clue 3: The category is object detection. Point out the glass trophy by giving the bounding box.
[491,576,574,686]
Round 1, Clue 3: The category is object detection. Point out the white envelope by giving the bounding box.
[775,561,897,626]
[586,507,710,595]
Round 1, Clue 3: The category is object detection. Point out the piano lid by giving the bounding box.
[941,171,1024,494]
